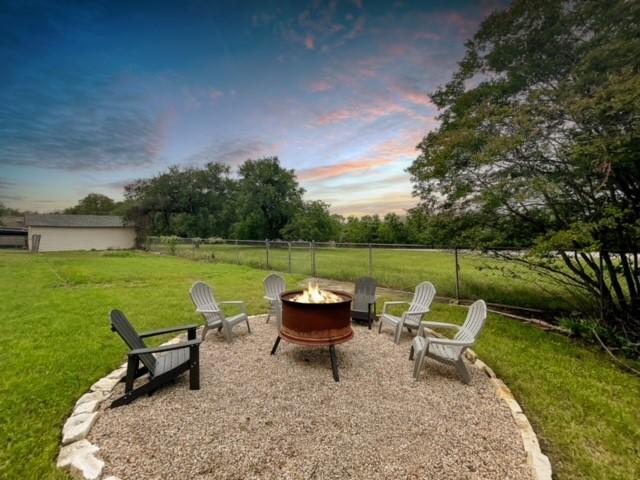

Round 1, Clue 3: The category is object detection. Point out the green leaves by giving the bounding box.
[409,0,640,346]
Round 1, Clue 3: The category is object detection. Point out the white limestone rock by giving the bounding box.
[75,390,110,407]
[73,400,99,415]
[57,440,104,480]
[62,412,98,445]
[90,376,120,392]
[106,367,127,381]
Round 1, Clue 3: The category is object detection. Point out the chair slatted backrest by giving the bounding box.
[110,309,156,373]
[190,281,222,323]
[264,273,286,301]
[352,276,377,312]
[455,300,487,344]
[405,281,436,321]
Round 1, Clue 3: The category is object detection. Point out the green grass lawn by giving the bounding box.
[0,250,638,479]
[157,242,572,312]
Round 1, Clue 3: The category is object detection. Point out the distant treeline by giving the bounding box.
[58,157,536,247]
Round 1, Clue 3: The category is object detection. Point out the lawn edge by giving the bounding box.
[465,348,552,480]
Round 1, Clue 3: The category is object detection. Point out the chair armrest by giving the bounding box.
[426,337,474,347]
[421,321,459,330]
[405,309,429,316]
[195,302,220,313]
[219,300,247,314]
[129,339,202,356]
[382,301,409,313]
[139,324,199,338]
[263,295,277,302]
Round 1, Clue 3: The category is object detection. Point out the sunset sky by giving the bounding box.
[0,0,506,215]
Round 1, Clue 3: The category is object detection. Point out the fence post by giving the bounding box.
[368,243,372,276]
[454,246,460,304]
[265,239,270,270]
[311,240,316,277]
[288,242,292,273]
[235,239,239,264]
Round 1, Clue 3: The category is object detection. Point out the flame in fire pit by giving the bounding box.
[292,282,343,304]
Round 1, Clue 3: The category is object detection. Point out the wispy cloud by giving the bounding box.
[0,72,167,171]
[258,1,365,52]
[0,178,22,201]
[298,158,392,182]
[185,138,279,168]
[307,79,333,92]
[298,135,419,182]
[304,34,315,49]
[313,97,425,126]
[331,193,416,216]
[210,88,224,101]
[392,81,432,107]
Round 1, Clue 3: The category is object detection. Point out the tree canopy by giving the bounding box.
[409,0,640,353]
[64,193,121,215]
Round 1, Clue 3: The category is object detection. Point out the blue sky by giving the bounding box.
[0,0,506,215]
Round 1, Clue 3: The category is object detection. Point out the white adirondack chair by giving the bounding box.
[410,299,487,384]
[378,281,436,344]
[190,281,251,342]
[263,273,285,327]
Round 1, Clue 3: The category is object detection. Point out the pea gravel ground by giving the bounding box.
[90,316,532,480]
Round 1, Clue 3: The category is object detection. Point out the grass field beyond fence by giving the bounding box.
[1,251,638,479]
[150,239,572,312]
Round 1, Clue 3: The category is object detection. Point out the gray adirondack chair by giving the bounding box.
[190,281,251,342]
[110,309,201,407]
[263,273,285,327]
[378,281,436,344]
[351,276,377,329]
[410,299,487,384]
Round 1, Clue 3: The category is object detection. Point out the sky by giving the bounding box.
[0,0,506,216]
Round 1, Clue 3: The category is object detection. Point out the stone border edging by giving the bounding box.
[57,317,551,480]
[463,348,552,480]
[56,333,184,480]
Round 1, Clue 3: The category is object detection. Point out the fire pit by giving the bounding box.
[270,282,353,381]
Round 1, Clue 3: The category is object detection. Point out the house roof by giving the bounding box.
[24,214,134,228]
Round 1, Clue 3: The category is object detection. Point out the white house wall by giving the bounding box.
[28,227,136,252]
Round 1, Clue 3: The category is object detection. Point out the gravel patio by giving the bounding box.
[90,315,532,479]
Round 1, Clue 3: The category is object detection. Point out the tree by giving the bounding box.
[231,157,304,239]
[0,202,20,219]
[408,0,640,354]
[124,163,234,238]
[281,201,341,241]
[378,213,407,244]
[64,193,118,215]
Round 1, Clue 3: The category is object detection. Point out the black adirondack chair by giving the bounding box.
[350,276,377,329]
[110,309,202,408]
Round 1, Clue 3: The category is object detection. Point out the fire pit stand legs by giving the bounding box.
[270,335,281,355]
[270,335,341,382]
[329,345,339,382]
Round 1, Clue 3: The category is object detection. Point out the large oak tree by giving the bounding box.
[409,0,640,352]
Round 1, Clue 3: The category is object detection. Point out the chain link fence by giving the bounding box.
[147,237,574,315]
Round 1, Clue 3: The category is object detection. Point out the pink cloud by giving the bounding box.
[304,34,315,49]
[210,89,224,101]
[394,84,432,107]
[308,79,333,92]
[298,158,392,181]
[330,193,416,216]
[298,136,420,182]
[313,98,422,126]
[144,109,175,157]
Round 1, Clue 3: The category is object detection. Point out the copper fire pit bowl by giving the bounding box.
[279,289,353,346]
[270,289,353,381]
